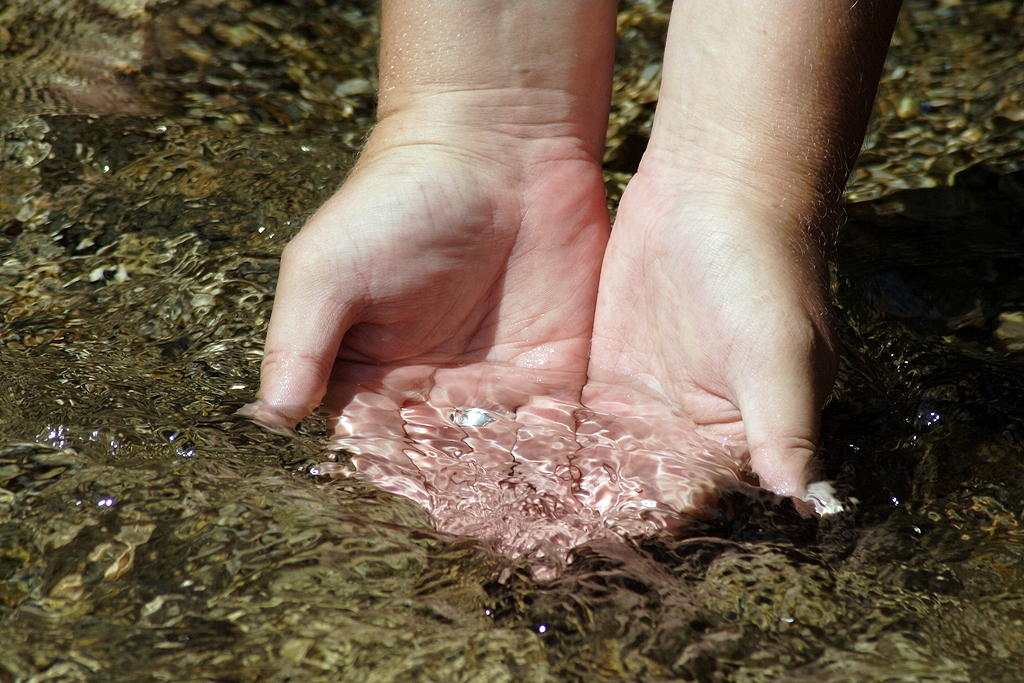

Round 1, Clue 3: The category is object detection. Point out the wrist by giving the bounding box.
[637,0,898,242]
[360,93,607,184]
[377,1,616,163]
[633,137,841,251]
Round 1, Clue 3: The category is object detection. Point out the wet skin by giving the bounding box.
[248,2,899,559]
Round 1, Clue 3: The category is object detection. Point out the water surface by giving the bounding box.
[3,1,1024,681]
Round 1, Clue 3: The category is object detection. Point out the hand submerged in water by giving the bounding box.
[577,0,898,507]
[587,168,839,508]
[246,1,901,541]
[248,127,609,429]
[247,142,841,555]
[248,138,842,523]
[247,1,616,436]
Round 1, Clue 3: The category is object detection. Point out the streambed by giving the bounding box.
[3,2,1024,681]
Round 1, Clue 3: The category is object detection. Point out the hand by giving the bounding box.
[578,0,898,511]
[587,167,839,503]
[247,127,609,431]
[248,0,616,433]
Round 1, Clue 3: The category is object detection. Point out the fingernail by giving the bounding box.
[238,400,301,437]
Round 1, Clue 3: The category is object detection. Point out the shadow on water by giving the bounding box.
[3,1,1024,681]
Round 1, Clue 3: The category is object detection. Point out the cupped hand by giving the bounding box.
[248,129,610,430]
[586,168,840,507]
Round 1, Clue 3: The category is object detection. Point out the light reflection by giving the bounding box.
[316,363,786,580]
[450,407,502,427]
[39,424,68,448]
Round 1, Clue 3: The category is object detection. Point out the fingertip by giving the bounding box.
[747,440,816,499]
[256,237,358,430]
[237,399,301,437]
[748,443,848,517]
[255,350,334,426]
[733,353,829,506]
[802,480,846,516]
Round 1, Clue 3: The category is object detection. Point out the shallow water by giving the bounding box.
[317,364,755,581]
[4,1,1024,681]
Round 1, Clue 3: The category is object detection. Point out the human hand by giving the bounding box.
[245,126,609,431]
[579,0,898,512]
[246,0,616,433]
[586,167,839,508]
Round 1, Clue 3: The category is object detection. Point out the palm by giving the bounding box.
[586,171,837,499]
[257,143,608,425]
[333,153,605,373]
[276,147,613,570]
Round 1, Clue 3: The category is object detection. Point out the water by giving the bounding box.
[316,365,753,581]
[3,1,1024,681]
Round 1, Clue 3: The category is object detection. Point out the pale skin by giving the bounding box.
[251,1,900,505]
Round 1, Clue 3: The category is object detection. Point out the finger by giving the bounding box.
[736,325,836,503]
[253,235,360,428]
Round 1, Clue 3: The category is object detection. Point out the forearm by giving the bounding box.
[371,1,617,163]
[648,1,900,223]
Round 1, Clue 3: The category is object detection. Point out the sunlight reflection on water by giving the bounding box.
[317,363,751,580]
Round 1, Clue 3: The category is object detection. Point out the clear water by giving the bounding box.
[317,364,751,581]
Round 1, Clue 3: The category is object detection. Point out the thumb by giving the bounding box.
[247,238,360,431]
[744,402,819,500]
[735,325,838,511]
